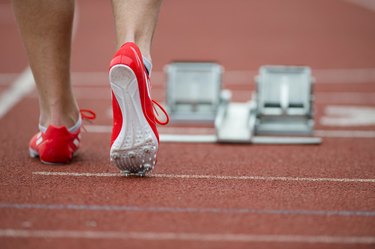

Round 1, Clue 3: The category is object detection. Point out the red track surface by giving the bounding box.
[1,0,375,248]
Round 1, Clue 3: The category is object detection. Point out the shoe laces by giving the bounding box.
[80,109,96,121]
[79,109,96,133]
[144,68,169,126]
[152,100,169,125]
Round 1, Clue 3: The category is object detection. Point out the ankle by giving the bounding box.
[39,108,80,130]
[117,39,151,61]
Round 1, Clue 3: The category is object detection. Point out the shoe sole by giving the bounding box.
[109,64,158,176]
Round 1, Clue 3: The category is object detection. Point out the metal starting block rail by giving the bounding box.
[164,62,321,145]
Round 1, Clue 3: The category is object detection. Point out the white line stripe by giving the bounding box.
[0,68,34,119]
[2,203,375,217]
[225,68,375,84]
[85,125,218,134]
[154,173,375,183]
[84,125,375,138]
[68,68,375,85]
[85,124,112,133]
[161,134,217,143]
[32,171,375,183]
[160,135,322,144]
[321,105,375,127]
[315,130,375,138]
[317,93,375,104]
[344,0,375,11]
[0,229,374,244]
[32,88,375,105]
[57,88,375,104]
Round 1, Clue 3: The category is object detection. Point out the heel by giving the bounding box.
[38,138,74,164]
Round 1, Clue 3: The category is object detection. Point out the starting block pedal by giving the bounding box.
[216,65,321,144]
[254,66,314,135]
[165,62,230,122]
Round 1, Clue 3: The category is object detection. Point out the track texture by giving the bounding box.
[1,0,375,248]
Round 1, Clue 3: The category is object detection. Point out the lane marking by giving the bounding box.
[345,0,375,11]
[0,68,34,119]
[161,134,322,144]
[28,89,375,105]
[68,68,375,86]
[321,106,375,127]
[84,125,215,134]
[85,125,375,138]
[0,229,374,244]
[315,130,375,138]
[242,68,375,84]
[32,171,375,183]
[317,93,375,104]
[161,134,217,143]
[1,203,375,217]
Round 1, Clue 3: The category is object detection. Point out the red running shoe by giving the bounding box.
[109,42,169,176]
[29,110,96,164]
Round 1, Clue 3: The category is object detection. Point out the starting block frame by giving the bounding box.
[164,62,321,145]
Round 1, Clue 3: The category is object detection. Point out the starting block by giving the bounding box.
[164,62,321,145]
[254,66,314,135]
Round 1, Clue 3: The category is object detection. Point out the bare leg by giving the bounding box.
[111,0,163,61]
[12,0,79,128]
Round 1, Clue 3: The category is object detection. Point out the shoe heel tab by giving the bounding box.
[44,125,70,135]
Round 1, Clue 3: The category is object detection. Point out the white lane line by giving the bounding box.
[317,93,375,104]
[344,0,375,11]
[161,134,217,143]
[2,203,375,217]
[0,68,34,119]
[29,89,375,105]
[32,171,375,183]
[84,124,112,133]
[85,125,375,138]
[0,229,374,244]
[84,125,216,134]
[68,68,375,85]
[2,67,375,118]
[161,134,322,144]
[321,106,375,127]
[315,130,375,138]
[48,88,375,105]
